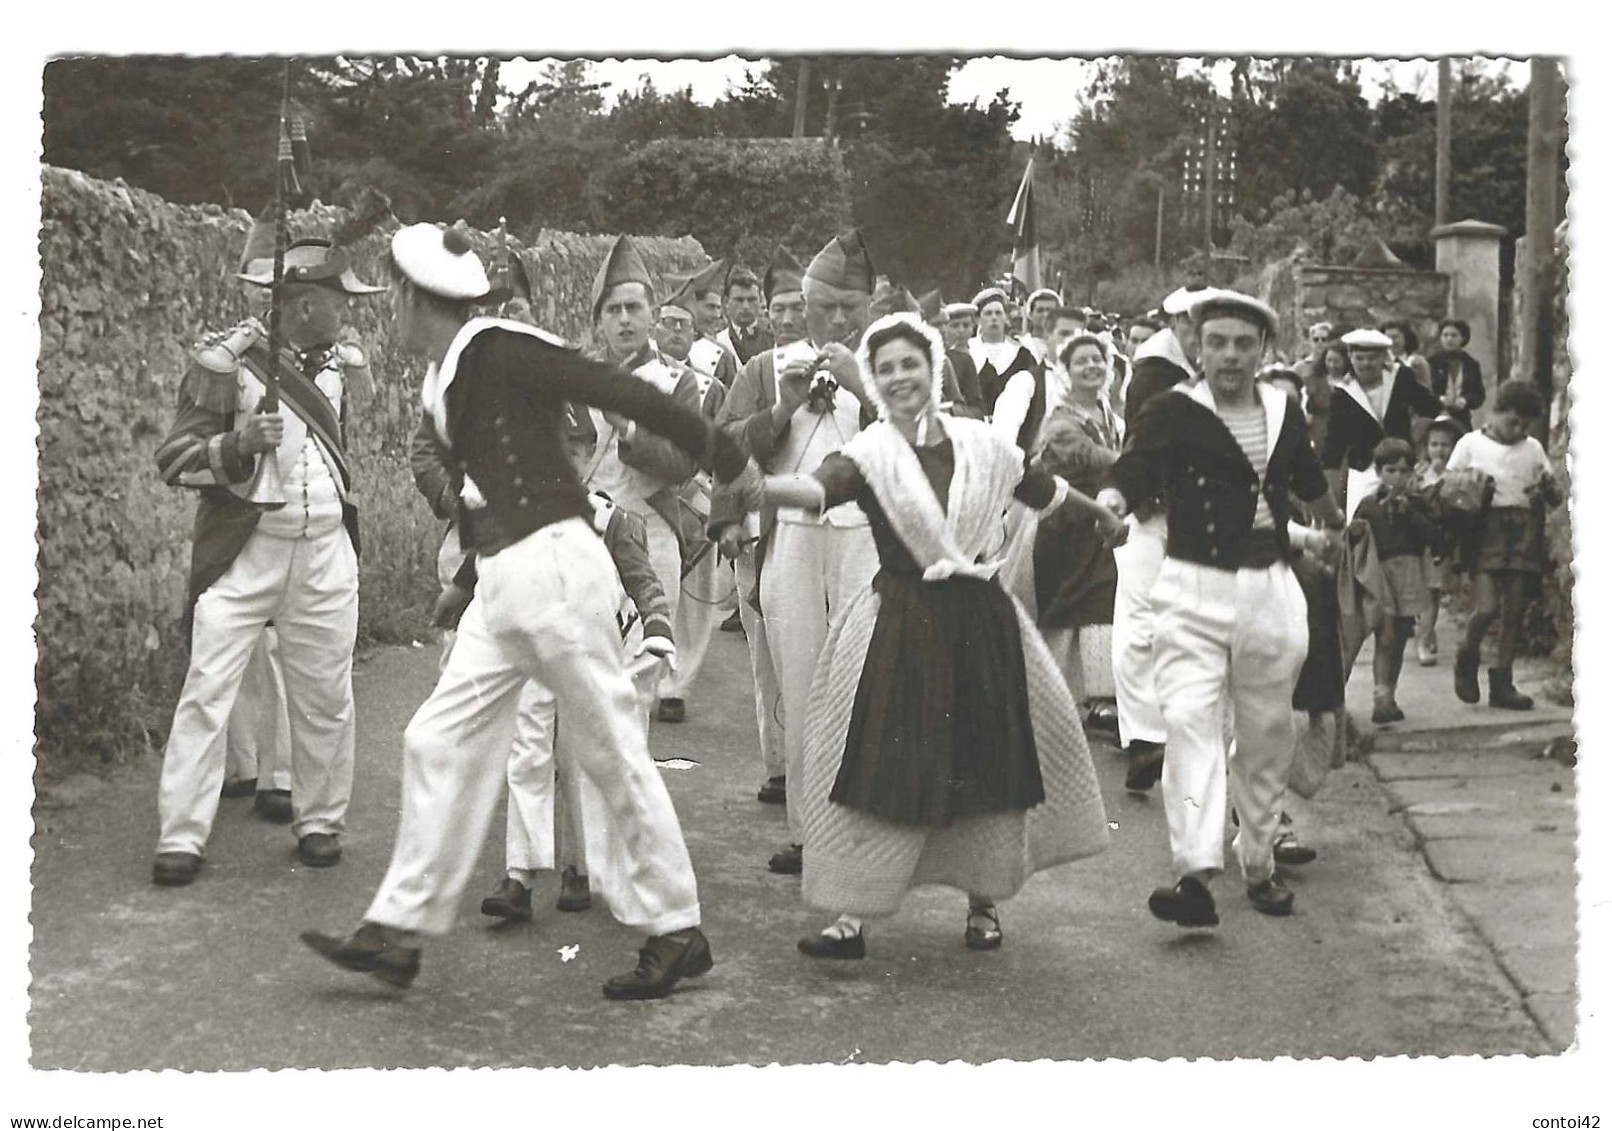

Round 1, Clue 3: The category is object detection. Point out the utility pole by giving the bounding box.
[1521,57,1564,440]
[792,59,810,139]
[1202,95,1217,257]
[1435,58,1453,227]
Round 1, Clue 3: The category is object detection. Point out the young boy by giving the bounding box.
[1447,380,1561,709]
[1415,415,1463,665]
[1349,438,1442,723]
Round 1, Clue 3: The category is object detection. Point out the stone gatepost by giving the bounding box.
[1432,219,1508,413]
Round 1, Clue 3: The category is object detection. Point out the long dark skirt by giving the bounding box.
[830,571,1045,826]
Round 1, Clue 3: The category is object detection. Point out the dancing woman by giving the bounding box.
[750,313,1116,959]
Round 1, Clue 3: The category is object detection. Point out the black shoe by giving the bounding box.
[1148,876,1219,927]
[1124,741,1165,793]
[1247,876,1296,916]
[1489,667,1535,711]
[656,698,686,724]
[1272,833,1318,867]
[602,927,713,1000]
[300,922,420,988]
[152,851,202,887]
[798,928,867,960]
[480,877,532,921]
[757,776,786,805]
[296,833,342,868]
[768,843,803,875]
[1084,703,1120,734]
[220,777,258,799]
[254,789,294,824]
[1454,646,1481,704]
[555,866,592,913]
[720,610,745,634]
[1371,701,1406,725]
[964,904,1003,951]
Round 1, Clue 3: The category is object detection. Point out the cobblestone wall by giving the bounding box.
[1262,257,1450,360]
[36,165,707,769]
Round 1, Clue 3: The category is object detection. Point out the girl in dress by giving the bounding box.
[1447,380,1561,709]
[754,313,1117,958]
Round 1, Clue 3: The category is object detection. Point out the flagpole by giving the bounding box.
[245,59,294,509]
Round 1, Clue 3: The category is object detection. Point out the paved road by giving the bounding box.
[31,628,1551,1069]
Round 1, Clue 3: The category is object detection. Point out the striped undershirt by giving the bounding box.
[1218,403,1273,529]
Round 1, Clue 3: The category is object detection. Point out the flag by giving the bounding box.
[1006,158,1042,298]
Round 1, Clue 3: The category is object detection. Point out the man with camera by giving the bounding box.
[711,231,881,875]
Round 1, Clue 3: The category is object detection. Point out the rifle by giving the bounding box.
[244,59,298,510]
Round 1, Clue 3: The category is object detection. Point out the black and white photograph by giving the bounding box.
[8,10,1607,1128]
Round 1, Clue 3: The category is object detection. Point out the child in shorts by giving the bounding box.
[1414,415,1464,665]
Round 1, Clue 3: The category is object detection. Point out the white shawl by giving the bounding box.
[839,415,1030,583]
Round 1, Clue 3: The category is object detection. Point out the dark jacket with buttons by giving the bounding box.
[1108,382,1329,570]
[435,324,746,564]
[1320,372,1443,473]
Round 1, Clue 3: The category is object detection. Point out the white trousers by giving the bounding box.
[736,545,784,780]
[637,509,684,702]
[365,519,699,938]
[1111,513,1168,747]
[760,521,880,842]
[1151,557,1310,884]
[504,648,665,881]
[662,538,729,699]
[157,526,358,855]
[224,628,293,793]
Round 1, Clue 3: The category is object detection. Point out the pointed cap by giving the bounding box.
[763,245,805,302]
[687,257,730,299]
[591,235,654,320]
[660,273,697,319]
[868,279,920,319]
[805,229,876,294]
[917,289,943,322]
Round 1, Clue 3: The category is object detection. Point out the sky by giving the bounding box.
[499,55,1532,144]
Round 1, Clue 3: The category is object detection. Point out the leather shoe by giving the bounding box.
[603,927,713,1000]
[556,866,592,912]
[1124,741,1165,793]
[296,833,342,868]
[768,843,803,875]
[300,922,420,988]
[480,877,532,921]
[220,777,257,799]
[656,697,686,723]
[254,789,294,824]
[964,905,1003,951]
[152,851,202,887]
[1148,876,1219,927]
[757,775,786,805]
[1272,833,1318,867]
[1247,876,1296,916]
[798,929,867,960]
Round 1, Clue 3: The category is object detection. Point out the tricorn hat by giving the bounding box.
[762,245,805,302]
[805,230,876,294]
[590,235,654,320]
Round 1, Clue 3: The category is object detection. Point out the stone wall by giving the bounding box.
[1261,258,1451,361]
[36,165,707,769]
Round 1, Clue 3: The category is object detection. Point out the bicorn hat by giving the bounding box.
[238,206,383,295]
[805,230,876,294]
[763,245,805,302]
[590,235,654,320]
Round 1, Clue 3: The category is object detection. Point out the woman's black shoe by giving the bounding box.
[798,929,866,960]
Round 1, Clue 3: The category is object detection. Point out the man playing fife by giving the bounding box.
[1099,292,1344,927]
[301,223,751,1000]
[580,236,708,724]
[712,231,881,876]
[151,231,381,886]
[712,245,809,806]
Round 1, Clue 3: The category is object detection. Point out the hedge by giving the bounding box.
[36,165,708,772]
